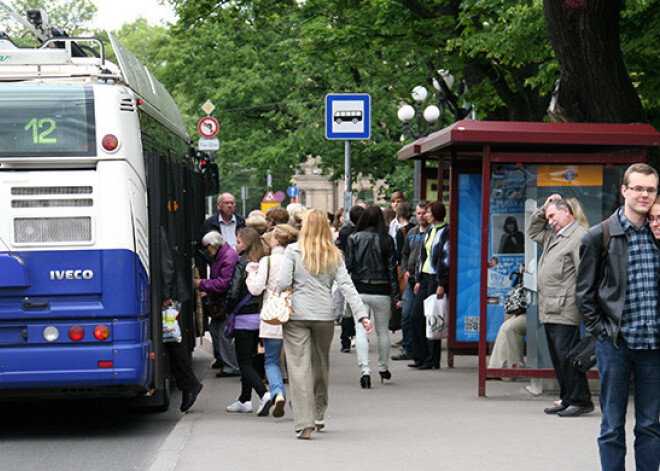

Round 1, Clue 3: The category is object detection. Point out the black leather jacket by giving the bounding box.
[227,255,262,315]
[345,228,400,301]
[575,211,659,346]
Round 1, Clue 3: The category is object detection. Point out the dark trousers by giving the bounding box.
[340,316,355,349]
[234,329,267,402]
[164,342,198,391]
[410,273,441,368]
[544,323,592,407]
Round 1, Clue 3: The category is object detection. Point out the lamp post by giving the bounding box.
[397,71,474,204]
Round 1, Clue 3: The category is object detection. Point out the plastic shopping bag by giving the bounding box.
[424,294,446,340]
[162,302,182,343]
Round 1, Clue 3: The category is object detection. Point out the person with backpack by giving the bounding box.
[576,163,660,470]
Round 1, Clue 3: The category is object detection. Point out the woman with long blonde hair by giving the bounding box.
[277,209,371,439]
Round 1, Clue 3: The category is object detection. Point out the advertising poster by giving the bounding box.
[455,167,526,343]
[455,174,482,342]
[486,166,526,341]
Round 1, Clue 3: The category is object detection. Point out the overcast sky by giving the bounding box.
[90,0,176,31]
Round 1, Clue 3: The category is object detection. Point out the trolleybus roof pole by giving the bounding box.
[0,1,48,42]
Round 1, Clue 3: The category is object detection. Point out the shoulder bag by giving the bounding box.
[504,272,527,315]
[260,256,293,325]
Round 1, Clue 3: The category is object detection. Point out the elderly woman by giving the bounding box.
[194,231,240,377]
[278,209,371,439]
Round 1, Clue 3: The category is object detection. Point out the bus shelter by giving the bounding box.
[397,120,660,396]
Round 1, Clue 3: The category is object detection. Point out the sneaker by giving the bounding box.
[227,399,252,413]
[272,393,286,418]
[340,346,351,353]
[257,391,271,417]
[180,383,203,413]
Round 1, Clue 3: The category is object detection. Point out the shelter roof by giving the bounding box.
[397,120,660,160]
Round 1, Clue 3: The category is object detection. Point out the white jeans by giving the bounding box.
[355,293,391,375]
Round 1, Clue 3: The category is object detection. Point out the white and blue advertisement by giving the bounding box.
[455,166,526,342]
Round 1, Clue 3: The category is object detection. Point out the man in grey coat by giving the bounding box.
[528,194,594,417]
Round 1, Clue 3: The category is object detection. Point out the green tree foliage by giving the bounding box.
[162,0,564,199]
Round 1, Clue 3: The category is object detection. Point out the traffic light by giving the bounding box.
[200,157,219,196]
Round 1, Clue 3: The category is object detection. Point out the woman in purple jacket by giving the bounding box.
[194,231,240,375]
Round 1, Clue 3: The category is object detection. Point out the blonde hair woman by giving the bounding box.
[277,210,371,439]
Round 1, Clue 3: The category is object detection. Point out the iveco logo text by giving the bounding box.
[0,56,10,62]
[49,270,94,280]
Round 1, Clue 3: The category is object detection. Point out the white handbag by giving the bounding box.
[260,287,293,325]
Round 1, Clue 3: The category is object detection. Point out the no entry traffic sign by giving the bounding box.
[198,117,219,138]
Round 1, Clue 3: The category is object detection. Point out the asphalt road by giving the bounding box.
[0,347,213,471]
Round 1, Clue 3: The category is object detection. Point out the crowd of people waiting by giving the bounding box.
[163,162,660,467]
[177,188,449,439]
[163,163,660,468]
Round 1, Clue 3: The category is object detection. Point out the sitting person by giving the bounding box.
[488,265,527,370]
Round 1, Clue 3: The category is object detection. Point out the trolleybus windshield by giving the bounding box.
[0,84,95,157]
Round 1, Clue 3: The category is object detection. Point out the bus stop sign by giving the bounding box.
[325,93,371,140]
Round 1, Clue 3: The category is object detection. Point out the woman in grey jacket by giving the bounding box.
[277,209,371,440]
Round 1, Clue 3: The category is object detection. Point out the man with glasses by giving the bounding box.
[200,193,246,250]
[576,163,660,471]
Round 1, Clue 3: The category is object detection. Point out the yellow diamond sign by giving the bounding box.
[202,100,215,115]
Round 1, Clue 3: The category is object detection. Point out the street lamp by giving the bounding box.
[397,70,474,204]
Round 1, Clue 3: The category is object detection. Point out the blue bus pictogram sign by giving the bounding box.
[325,94,371,140]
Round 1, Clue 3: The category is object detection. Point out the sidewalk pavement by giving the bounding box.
[152,329,637,471]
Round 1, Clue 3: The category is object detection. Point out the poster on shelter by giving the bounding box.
[487,166,526,340]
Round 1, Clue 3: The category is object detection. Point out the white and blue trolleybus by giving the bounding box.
[0,12,214,410]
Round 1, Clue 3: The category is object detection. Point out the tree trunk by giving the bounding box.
[543,0,644,123]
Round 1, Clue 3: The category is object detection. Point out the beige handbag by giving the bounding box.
[260,287,293,325]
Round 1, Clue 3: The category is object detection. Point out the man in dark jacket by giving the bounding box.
[393,200,428,360]
[199,192,246,250]
[576,163,660,471]
[160,227,202,412]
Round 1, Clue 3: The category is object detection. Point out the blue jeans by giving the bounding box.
[400,283,415,355]
[596,339,660,471]
[264,338,286,398]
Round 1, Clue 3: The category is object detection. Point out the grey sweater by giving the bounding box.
[277,243,365,322]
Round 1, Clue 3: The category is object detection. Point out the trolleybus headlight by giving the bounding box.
[101,134,120,152]
[94,325,110,341]
[68,325,84,342]
[43,326,59,342]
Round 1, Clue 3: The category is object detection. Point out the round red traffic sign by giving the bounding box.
[198,117,219,138]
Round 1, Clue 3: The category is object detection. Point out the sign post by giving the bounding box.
[198,103,220,152]
[325,93,371,221]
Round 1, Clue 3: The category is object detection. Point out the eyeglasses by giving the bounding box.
[649,216,660,224]
[626,186,658,195]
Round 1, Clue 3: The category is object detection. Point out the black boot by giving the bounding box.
[181,383,203,412]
